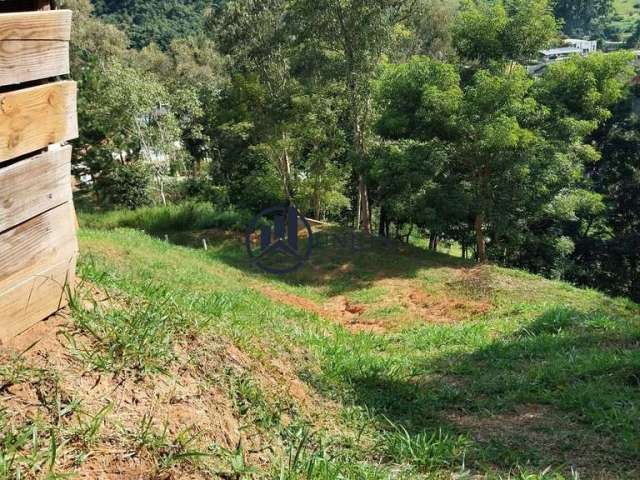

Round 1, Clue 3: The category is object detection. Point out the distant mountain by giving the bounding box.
[92,0,221,49]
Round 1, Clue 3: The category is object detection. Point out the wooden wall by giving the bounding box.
[0,1,78,340]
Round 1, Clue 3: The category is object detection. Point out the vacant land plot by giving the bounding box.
[0,221,638,479]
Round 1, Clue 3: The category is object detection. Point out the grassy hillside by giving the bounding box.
[612,0,640,37]
[0,210,639,478]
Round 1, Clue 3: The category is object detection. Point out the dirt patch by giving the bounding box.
[258,285,386,334]
[257,275,492,334]
[404,288,491,323]
[367,276,492,325]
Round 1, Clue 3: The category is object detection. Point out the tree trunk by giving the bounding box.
[379,206,387,237]
[313,190,321,220]
[475,212,487,263]
[429,233,439,251]
[358,174,371,233]
[157,173,167,207]
[281,135,293,202]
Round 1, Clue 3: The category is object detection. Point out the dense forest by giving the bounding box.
[62,0,640,302]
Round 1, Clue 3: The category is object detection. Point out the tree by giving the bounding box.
[553,0,613,37]
[75,61,180,206]
[627,20,640,49]
[61,0,128,76]
[134,36,228,178]
[92,0,218,49]
[453,0,558,69]
[290,0,428,233]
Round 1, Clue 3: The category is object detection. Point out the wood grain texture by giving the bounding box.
[0,257,74,339]
[0,145,72,232]
[0,80,77,162]
[0,10,71,40]
[0,202,77,294]
[0,39,68,86]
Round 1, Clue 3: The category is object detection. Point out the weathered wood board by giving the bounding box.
[0,40,68,86]
[0,202,77,336]
[0,10,71,86]
[0,9,70,40]
[0,80,78,162]
[0,202,77,294]
[0,145,72,233]
[0,258,75,338]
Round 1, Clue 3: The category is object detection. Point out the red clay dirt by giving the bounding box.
[256,270,493,334]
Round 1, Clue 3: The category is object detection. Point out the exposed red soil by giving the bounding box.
[257,285,386,334]
[256,272,493,334]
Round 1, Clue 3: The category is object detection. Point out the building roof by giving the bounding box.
[540,47,582,56]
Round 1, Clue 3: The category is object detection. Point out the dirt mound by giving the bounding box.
[405,289,491,323]
[257,275,492,334]
[258,285,386,333]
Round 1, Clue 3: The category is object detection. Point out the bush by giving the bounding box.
[80,202,252,234]
[95,162,152,209]
[180,178,230,205]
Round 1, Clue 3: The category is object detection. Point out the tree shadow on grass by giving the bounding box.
[168,227,473,298]
[337,306,640,476]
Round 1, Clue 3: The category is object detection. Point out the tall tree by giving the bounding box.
[290,0,427,233]
[453,0,558,69]
[552,0,613,37]
[451,0,558,261]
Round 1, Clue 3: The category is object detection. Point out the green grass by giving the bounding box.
[78,226,639,477]
[79,202,251,235]
[615,0,640,17]
[1,212,639,478]
[612,0,640,37]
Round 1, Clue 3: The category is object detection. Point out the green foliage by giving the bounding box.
[79,202,251,234]
[535,51,635,124]
[570,100,640,302]
[95,161,153,209]
[627,19,640,46]
[553,0,614,36]
[68,0,640,299]
[376,56,462,139]
[453,0,558,66]
[92,0,216,49]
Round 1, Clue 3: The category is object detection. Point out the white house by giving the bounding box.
[540,39,597,62]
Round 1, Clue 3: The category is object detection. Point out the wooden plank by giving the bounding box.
[0,10,71,41]
[0,12,72,86]
[0,145,72,232]
[0,202,77,294]
[0,258,74,339]
[0,80,77,162]
[0,40,68,86]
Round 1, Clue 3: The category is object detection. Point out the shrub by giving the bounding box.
[95,162,152,209]
[80,202,252,234]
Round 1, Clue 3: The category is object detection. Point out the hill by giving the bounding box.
[91,0,219,49]
[612,0,640,38]
[1,205,639,478]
